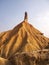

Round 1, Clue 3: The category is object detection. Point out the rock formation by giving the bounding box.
[24,12,28,21]
[0,12,49,65]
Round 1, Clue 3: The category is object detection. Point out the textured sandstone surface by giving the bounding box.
[0,15,49,65]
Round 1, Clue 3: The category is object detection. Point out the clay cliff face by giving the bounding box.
[0,21,49,59]
[0,12,49,65]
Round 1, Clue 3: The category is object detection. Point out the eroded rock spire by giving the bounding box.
[24,12,28,22]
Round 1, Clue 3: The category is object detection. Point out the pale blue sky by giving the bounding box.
[0,0,49,37]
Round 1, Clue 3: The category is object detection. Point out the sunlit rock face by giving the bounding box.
[0,12,49,65]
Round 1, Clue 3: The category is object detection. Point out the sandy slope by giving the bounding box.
[0,19,49,65]
[0,21,49,58]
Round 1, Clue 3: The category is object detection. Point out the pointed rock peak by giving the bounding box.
[24,12,28,22]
